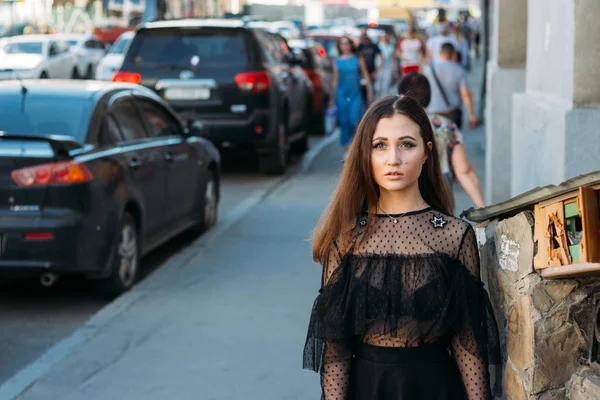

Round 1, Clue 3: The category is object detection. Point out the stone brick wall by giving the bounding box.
[475,211,600,399]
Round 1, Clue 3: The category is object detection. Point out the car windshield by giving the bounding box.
[108,37,131,54]
[129,28,248,66]
[3,42,43,55]
[0,95,92,141]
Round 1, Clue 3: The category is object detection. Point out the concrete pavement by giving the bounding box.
[2,60,487,400]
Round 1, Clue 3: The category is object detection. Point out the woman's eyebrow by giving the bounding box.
[372,136,417,141]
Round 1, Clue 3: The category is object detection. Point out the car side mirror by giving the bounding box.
[186,119,207,137]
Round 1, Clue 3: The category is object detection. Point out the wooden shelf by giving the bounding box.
[540,263,600,279]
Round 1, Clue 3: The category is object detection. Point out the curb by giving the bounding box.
[301,130,340,174]
[0,132,339,400]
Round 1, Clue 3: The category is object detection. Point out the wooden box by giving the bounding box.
[534,186,600,270]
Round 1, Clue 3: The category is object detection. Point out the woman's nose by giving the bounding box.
[386,148,401,165]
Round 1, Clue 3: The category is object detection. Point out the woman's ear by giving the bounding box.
[423,141,433,164]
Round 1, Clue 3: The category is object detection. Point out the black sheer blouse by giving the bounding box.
[303,207,501,400]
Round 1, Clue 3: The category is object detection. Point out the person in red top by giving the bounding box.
[396,26,426,77]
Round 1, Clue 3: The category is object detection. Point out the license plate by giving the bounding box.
[164,87,210,100]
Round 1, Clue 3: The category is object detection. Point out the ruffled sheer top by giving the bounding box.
[303,207,502,400]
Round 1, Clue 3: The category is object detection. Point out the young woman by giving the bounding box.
[329,36,372,149]
[397,72,485,208]
[303,96,501,399]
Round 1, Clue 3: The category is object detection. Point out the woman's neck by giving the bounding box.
[377,186,427,214]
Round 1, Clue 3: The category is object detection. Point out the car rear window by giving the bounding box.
[128,28,249,67]
[0,95,92,141]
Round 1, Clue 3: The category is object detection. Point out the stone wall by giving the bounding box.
[475,211,600,399]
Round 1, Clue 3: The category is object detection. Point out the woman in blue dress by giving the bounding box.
[329,36,372,149]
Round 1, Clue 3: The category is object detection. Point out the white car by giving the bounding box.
[95,31,134,81]
[55,33,108,79]
[0,34,76,80]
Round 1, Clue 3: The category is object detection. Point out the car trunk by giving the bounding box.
[122,26,267,119]
[0,136,83,212]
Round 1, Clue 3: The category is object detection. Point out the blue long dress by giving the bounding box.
[335,55,364,147]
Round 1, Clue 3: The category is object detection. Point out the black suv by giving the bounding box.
[115,19,313,175]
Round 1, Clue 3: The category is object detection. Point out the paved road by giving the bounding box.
[0,140,319,386]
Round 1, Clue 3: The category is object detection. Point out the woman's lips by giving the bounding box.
[385,171,404,180]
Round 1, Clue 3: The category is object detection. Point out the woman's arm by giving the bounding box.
[451,143,485,208]
[320,244,352,399]
[452,226,492,400]
[358,56,372,103]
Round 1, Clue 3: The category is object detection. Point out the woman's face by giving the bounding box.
[370,113,432,194]
[339,38,352,54]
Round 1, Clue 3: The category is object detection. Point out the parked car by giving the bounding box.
[114,18,312,175]
[356,19,400,43]
[288,39,332,135]
[304,30,359,59]
[54,33,108,79]
[0,80,220,298]
[0,34,77,80]
[95,31,134,81]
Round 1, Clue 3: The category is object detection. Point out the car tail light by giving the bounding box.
[367,21,379,28]
[112,71,141,84]
[25,233,54,240]
[317,46,327,58]
[11,161,94,187]
[304,69,321,88]
[235,72,270,93]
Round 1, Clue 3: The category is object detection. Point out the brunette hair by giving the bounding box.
[397,72,432,107]
[336,35,357,56]
[312,95,454,263]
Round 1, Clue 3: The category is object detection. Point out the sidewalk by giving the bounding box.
[2,61,487,400]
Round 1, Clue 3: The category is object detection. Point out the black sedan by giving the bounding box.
[0,80,221,298]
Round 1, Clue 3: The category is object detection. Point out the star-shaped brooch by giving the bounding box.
[430,215,448,228]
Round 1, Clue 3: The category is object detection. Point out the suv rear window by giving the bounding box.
[128,28,249,67]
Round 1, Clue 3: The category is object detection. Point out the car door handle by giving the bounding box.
[128,158,143,169]
[164,152,173,163]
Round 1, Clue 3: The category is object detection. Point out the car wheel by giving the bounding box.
[39,71,48,79]
[71,67,80,79]
[93,213,139,299]
[259,120,288,175]
[86,65,93,79]
[192,171,219,233]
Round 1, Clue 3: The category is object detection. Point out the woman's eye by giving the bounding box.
[400,142,417,149]
[372,142,386,149]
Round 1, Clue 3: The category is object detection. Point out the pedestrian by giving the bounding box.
[424,23,457,66]
[396,25,425,77]
[398,72,485,208]
[451,23,470,71]
[357,27,383,87]
[329,36,372,150]
[303,95,501,399]
[424,43,476,130]
[373,34,396,99]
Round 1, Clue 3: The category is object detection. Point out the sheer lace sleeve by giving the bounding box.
[450,225,501,400]
[304,241,353,400]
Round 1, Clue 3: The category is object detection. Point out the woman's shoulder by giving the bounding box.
[417,209,474,250]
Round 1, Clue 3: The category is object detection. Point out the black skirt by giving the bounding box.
[348,341,466,400]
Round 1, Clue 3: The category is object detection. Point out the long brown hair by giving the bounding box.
[312,95,454,264]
